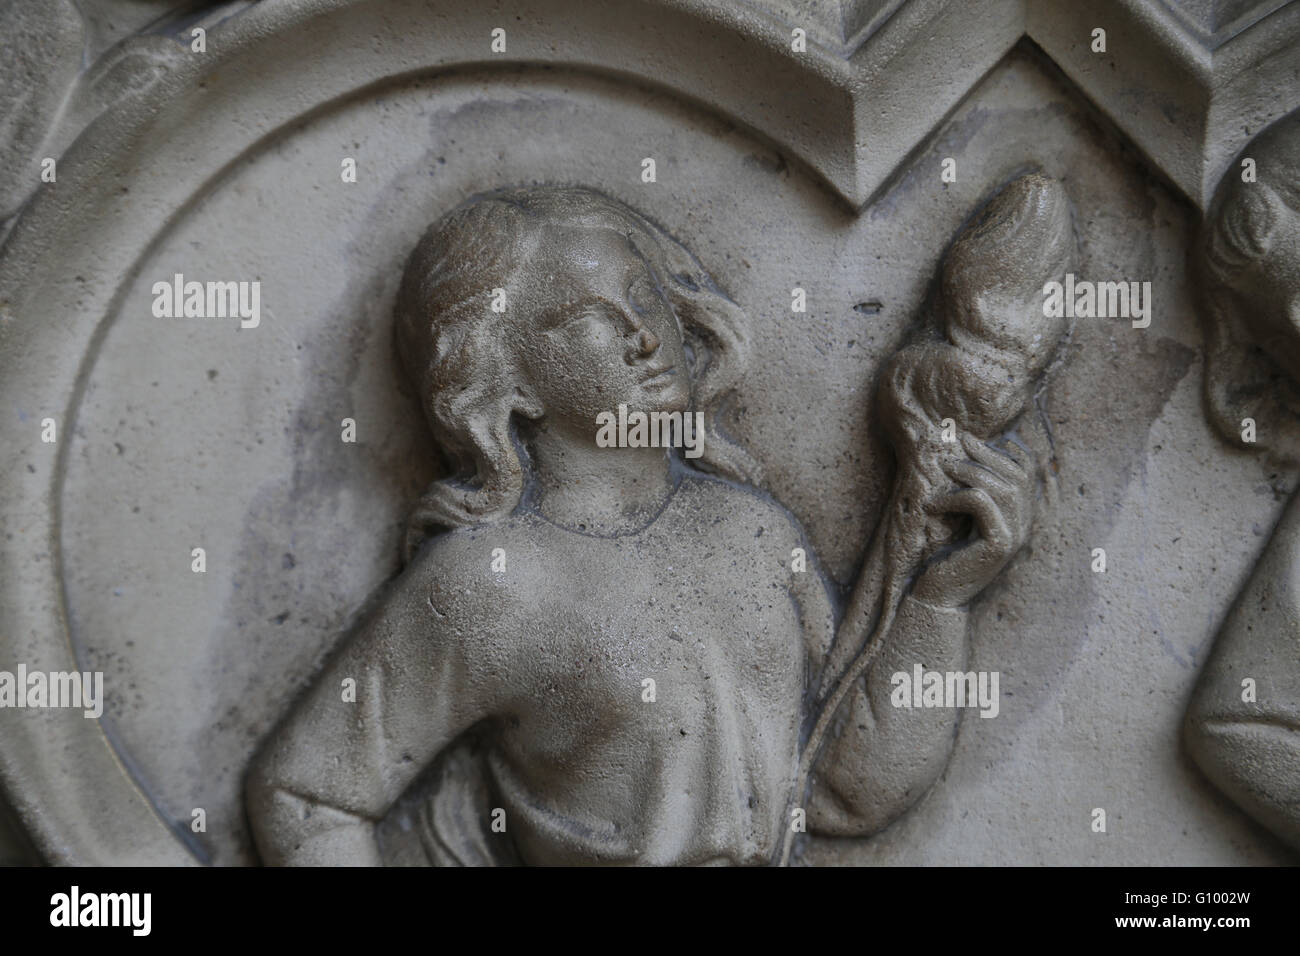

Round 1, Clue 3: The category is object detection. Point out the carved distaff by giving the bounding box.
[781,173,1077,865]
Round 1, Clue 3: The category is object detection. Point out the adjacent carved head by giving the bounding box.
[393,186,759,554]
[1201,110,1300,462]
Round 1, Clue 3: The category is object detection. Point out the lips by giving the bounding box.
[640,365,677,385]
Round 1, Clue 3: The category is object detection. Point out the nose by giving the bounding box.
[625,325,660,363]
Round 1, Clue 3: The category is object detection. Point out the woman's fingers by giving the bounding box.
[923,486,1012,550]
[940,457,1025,538]
[941,457,1016,503]
[959,433,1030,483]
[946,435,1037,535]
[914,433,1039,606]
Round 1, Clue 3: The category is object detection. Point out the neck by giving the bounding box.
[526,418,677,535]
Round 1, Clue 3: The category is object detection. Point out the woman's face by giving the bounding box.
[516,223,692,430]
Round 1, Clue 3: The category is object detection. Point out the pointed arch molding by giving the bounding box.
[0,0,1295,865]
[4,0,1297,225]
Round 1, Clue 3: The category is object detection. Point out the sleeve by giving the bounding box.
[245,558,505,865]
[808,593,969,837]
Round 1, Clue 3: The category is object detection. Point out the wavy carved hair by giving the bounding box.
[394,185,760,559]
[1200,111,1300,463]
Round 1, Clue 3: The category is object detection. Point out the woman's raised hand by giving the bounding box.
[911,433,1036,608]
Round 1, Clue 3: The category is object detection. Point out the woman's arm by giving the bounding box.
[807,596,967,835]
[805,435,1034,837]
[246,548,506,865]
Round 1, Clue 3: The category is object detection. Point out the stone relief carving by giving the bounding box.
[245,175,1074,865]
[0,0,1297,869]
[1184,108,1300,850]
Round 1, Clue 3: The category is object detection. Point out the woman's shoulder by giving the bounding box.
[677,471,807,547]
[399,517,551,619]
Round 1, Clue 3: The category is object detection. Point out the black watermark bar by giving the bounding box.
[0,865,1288,943]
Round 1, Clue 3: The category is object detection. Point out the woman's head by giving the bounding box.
[1200,111,1300,459]
[496,218,694,428]
[394,185,758,550]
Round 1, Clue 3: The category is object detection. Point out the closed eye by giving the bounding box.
[556,305,612,330]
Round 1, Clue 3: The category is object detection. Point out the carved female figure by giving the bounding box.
[246,180,1069,865]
